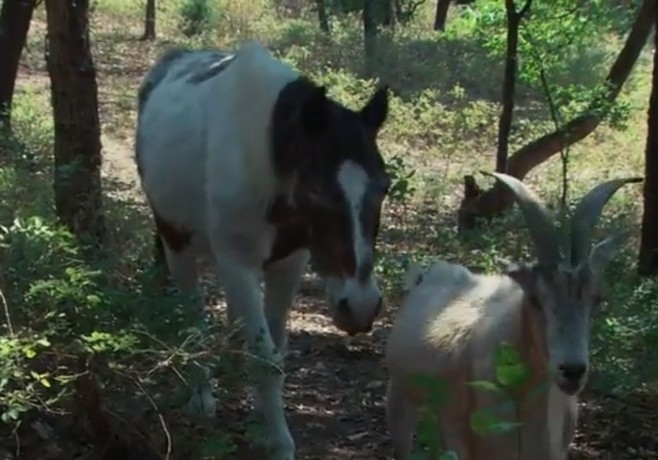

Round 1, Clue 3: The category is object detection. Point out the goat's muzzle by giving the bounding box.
[556,362,588,396]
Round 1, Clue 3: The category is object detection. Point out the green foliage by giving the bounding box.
[5,0,655,456]
[407,342,540,458]
[178,0,214,37]
[455,0,632,129]
[386,154,417,204]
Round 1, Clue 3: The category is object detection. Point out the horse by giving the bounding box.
[134,40,391,459]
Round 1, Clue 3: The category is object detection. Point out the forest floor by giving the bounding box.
[5,5,658,460]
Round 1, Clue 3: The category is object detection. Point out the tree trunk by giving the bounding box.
[639,5,658,276]
[434,0,451,31]
[383,0,397,28]
[0,0,37,131]
[457,0,656,231]
[140,0,156,40]
[316,0,330,34]
[496,0,532,175]
[363,0,378,74]
[45,0,106,249]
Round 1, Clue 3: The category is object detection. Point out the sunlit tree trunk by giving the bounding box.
[140,0,156,40]
[316,0,330,34]
[434,0,451,31]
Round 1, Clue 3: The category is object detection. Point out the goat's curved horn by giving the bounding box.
[484,172,563,266]
[570,177,643,265]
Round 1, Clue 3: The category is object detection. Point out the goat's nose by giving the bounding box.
[559,363,587,381]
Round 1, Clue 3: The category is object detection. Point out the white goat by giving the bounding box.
[135,40,391,459]
[385,172,641,460]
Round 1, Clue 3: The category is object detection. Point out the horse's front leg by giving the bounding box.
[263,249,309,356]
[216,256,296,460]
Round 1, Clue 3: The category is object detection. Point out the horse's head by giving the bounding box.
[272,81,390,335]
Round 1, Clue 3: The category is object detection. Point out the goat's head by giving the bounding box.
[488,172,641,396]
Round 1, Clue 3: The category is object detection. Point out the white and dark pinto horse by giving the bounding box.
[134,40,391,459]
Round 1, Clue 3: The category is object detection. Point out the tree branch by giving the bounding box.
[457,0,655,231]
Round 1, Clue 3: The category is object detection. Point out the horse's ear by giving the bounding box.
[301,85,331,136]
[360,86,389,131]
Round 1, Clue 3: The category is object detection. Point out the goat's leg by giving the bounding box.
[386,378,416,460]
[215,255,294,460]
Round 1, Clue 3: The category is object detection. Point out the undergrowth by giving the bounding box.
[1,0,656,458]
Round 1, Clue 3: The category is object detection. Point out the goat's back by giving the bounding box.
[386,260,523,379]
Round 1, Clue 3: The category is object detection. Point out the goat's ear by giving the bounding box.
[587,233,626,279]
[360,86,389,131]
[301,86,331,136]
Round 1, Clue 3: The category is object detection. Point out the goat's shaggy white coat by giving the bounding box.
[386,261,576,460]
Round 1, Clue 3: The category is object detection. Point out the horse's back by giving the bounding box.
[135,41,300,246]
[136,48,236,237]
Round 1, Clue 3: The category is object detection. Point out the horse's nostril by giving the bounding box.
[559,363,587,381]
[337,298,349,313]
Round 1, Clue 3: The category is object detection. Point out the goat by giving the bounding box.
[134,40,391,459]
[385,172,641,460]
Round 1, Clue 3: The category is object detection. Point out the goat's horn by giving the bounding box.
[483,172,563,266]
[570,177,642,266]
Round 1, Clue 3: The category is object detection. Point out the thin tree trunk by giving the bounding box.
[363,0,378,74]
[316,0,330,34]
[457,0,655,231]
[140,0,156,41]
[434,0,451,31]
[383,0,397,28]
[639,6,658,276]
[496,0,532,174]
[45,0,106,249]
[0,0,37,131]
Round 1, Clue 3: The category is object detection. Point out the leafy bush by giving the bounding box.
[178,0,214,37]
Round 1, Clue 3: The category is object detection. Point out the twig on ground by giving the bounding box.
[132,376,172,460]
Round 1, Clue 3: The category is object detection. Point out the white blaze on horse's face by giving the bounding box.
[324,159,383,336]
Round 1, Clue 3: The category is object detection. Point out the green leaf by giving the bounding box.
[470,408,522,437]
[469,408,500,437]
[494,343,530,388]
[1,408,20,423]
[467,380,503,394]
[23,348,36,359]
[30,371,51,388]
[439,451,460,460]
